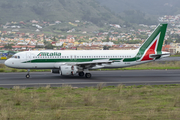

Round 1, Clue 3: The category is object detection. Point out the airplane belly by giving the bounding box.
[35,63,54,69]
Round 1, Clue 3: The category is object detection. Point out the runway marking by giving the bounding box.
[0,81,180,86]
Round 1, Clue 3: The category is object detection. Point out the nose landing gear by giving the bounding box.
[26,69,30,79]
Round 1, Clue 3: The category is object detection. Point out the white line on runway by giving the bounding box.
[0,81,180,86]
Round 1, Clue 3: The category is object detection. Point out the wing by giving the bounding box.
[74,59,113,69]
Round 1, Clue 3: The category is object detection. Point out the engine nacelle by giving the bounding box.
[60,65,78,76]
[51,69,59,74]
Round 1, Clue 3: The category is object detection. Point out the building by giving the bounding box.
[169,43,180,54]
[162,45,170,52]
[0,50,17,59]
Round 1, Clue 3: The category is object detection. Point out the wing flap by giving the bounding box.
[75,60,113,69]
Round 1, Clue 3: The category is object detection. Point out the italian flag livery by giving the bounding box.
[124,24,168,62]
[139,24,167,61]
[5,24,169,78]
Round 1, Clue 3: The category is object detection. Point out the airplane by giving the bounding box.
[5,23,170,78]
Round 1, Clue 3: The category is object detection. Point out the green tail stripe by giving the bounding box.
[139,24,167,51]
[157,24,167,54]
[124,23,167,62]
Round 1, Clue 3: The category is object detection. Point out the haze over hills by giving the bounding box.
[1,0,179,26]
[0,0,122,25]
[97,0,180,15]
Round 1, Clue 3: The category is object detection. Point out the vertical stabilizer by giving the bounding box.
[123,23,168,62]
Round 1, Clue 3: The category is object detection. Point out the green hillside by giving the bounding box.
[97,0,180,15]
[96,0,180,25]
[0,0,122,25]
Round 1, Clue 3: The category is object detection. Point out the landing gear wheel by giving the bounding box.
[79,72,84,77]
[26,74,30,79]
[85,73,91,78]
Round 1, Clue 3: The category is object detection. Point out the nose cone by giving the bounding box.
[4,59,19,68]
[4,59,12,68]
[4,59,10,67]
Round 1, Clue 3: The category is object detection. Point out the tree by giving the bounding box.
[106,36,110,42]
[53,36,57,41]
[45,42,53,49]
[103,46,110,50]
[4,44,13,49]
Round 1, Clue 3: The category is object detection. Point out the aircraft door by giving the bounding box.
[26,52,31,63]
[74,55,77,60]
[70,55,76,61]
[70,55,73,60]
[31,53,37,68]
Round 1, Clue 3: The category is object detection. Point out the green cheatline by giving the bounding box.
[23,58,123,63]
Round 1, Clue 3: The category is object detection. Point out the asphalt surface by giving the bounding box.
[156,57,180,61]
[0,70,180,88]
[0,60,5,64]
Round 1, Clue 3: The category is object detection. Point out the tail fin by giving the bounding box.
[138,23,168,61]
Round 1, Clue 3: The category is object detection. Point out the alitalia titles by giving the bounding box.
[37,52,61,56]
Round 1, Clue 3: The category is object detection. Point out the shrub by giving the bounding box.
[0,69,5,72]
[83,92,96,106]
[97,83,106,91]
[117,84,124,93]
[20,69,26,72]
[0,64,5,68]
[11,69,18,72]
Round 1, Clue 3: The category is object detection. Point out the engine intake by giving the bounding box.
[51,69,59,74]
[60,65,78,76]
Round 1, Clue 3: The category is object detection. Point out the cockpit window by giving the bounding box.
[11,55,20,59]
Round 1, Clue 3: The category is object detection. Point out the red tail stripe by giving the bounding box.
[141,40,157,61]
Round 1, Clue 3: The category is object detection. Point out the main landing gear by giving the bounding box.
[85,73,91,78]
[26,69,30,79]
[78,72,84,77]
[78,72,92,78]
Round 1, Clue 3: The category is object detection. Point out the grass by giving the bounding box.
[0,84,180,119]
[171,55,180,57]
[170,53,180,57]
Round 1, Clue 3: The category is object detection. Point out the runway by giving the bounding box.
[0,70,180,88]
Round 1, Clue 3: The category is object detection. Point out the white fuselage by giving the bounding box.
[4,49,168,69]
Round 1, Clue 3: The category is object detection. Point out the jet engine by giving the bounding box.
[51,69,59,74]
[52,66,78,76]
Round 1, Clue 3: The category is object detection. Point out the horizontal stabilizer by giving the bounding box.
[150,53,170,58]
